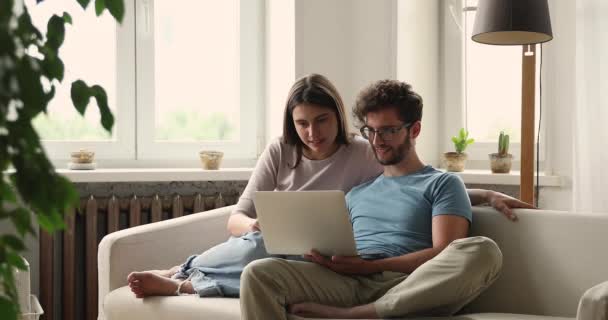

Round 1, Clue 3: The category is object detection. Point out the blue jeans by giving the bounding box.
[173,232,302,297]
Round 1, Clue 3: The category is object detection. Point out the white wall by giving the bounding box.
[294,0,396,131]
[295,0,354,112]
[397,0,440,166]
[349,0,397,112]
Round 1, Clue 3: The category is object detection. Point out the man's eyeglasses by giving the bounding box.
[360,123,412,141]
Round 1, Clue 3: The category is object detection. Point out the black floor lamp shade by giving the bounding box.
[472,0,553,45]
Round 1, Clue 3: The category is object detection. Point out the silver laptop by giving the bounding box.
[254,191,358,256]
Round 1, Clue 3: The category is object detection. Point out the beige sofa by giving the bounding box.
[98,206,608,320]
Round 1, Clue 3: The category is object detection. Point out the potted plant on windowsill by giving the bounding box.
[443,128,474,172]
[489,131,513,173]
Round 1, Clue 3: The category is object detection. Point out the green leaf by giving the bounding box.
[0,182,17,203]
[16,56,48,116]
[42,55,64,81]
[71,80,90,115]
[62,12,73,25]
[76,0,91,10]
[37,211,66,233]
[0,245,6,263]
[53,176,79,212]
[9,208,36,236]
[95,0,106,16]
[46,14,66,51]
[6,252,27,270]
[37,213,55,232]
[0,296,19,320]
[91,85,114,132]
[0,264,18,298]
[45,84,57,109]
[0,0,12,21]
[1,236,25,252]
[105,0,125,23]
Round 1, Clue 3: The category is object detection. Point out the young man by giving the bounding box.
[239,80,503,319]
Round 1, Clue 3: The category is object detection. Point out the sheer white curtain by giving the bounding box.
[572,0,608,212]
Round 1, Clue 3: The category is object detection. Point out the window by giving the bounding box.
[443,0,543,165]
[29,0,264,165]
[29,0,117,142]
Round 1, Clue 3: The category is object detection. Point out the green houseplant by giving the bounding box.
[443,128,474,172]
[1,0,123,319]
[489,131,513,173]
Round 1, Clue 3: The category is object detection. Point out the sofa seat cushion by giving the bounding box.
[104,286,241,320]
[439,314,574,320]
[296,314,573,320]
[105,287,574,320]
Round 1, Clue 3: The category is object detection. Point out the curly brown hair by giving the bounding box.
[353,80,423,127]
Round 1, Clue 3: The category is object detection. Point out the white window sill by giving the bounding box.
[57,168,253,183]
[51,168,563,186]
[441,169,563,187]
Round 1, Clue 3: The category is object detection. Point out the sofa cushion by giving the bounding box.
[106,286,573,320]
[467,208,608,317]
[295,313,572,320]
[436,314,573,320]
[104,286,241,320]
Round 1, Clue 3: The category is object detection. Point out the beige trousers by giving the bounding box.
[240,236,503,320]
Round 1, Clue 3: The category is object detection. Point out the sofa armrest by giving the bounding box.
[98,205,233,313]
[577,281,608,320]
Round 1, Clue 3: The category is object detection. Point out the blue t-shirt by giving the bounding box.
[346,165,471,259]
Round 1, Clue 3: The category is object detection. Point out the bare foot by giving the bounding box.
[127,271,184,298]
[147,265,181,278]
[289,302,350,319]
[126,266,180,290]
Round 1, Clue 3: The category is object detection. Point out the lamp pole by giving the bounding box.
[521,45,537,205]
[471,0,552,206]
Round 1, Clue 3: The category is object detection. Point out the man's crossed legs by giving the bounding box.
[240,236,503,320]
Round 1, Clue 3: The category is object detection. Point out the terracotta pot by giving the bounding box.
[489,153,513,173]
[443,152,467,172]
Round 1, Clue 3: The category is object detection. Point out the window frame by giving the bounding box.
[40,0,265,166]
[39,0,136,161]
[135,0,265,161]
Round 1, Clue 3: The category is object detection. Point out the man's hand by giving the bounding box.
[304,250,379,275]
[488,191,536,221]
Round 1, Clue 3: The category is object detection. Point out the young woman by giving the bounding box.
[127,74,533,298]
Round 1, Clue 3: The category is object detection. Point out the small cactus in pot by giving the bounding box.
[498,131,510,156]
[443,128,474,172]
[489,131,513,173]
